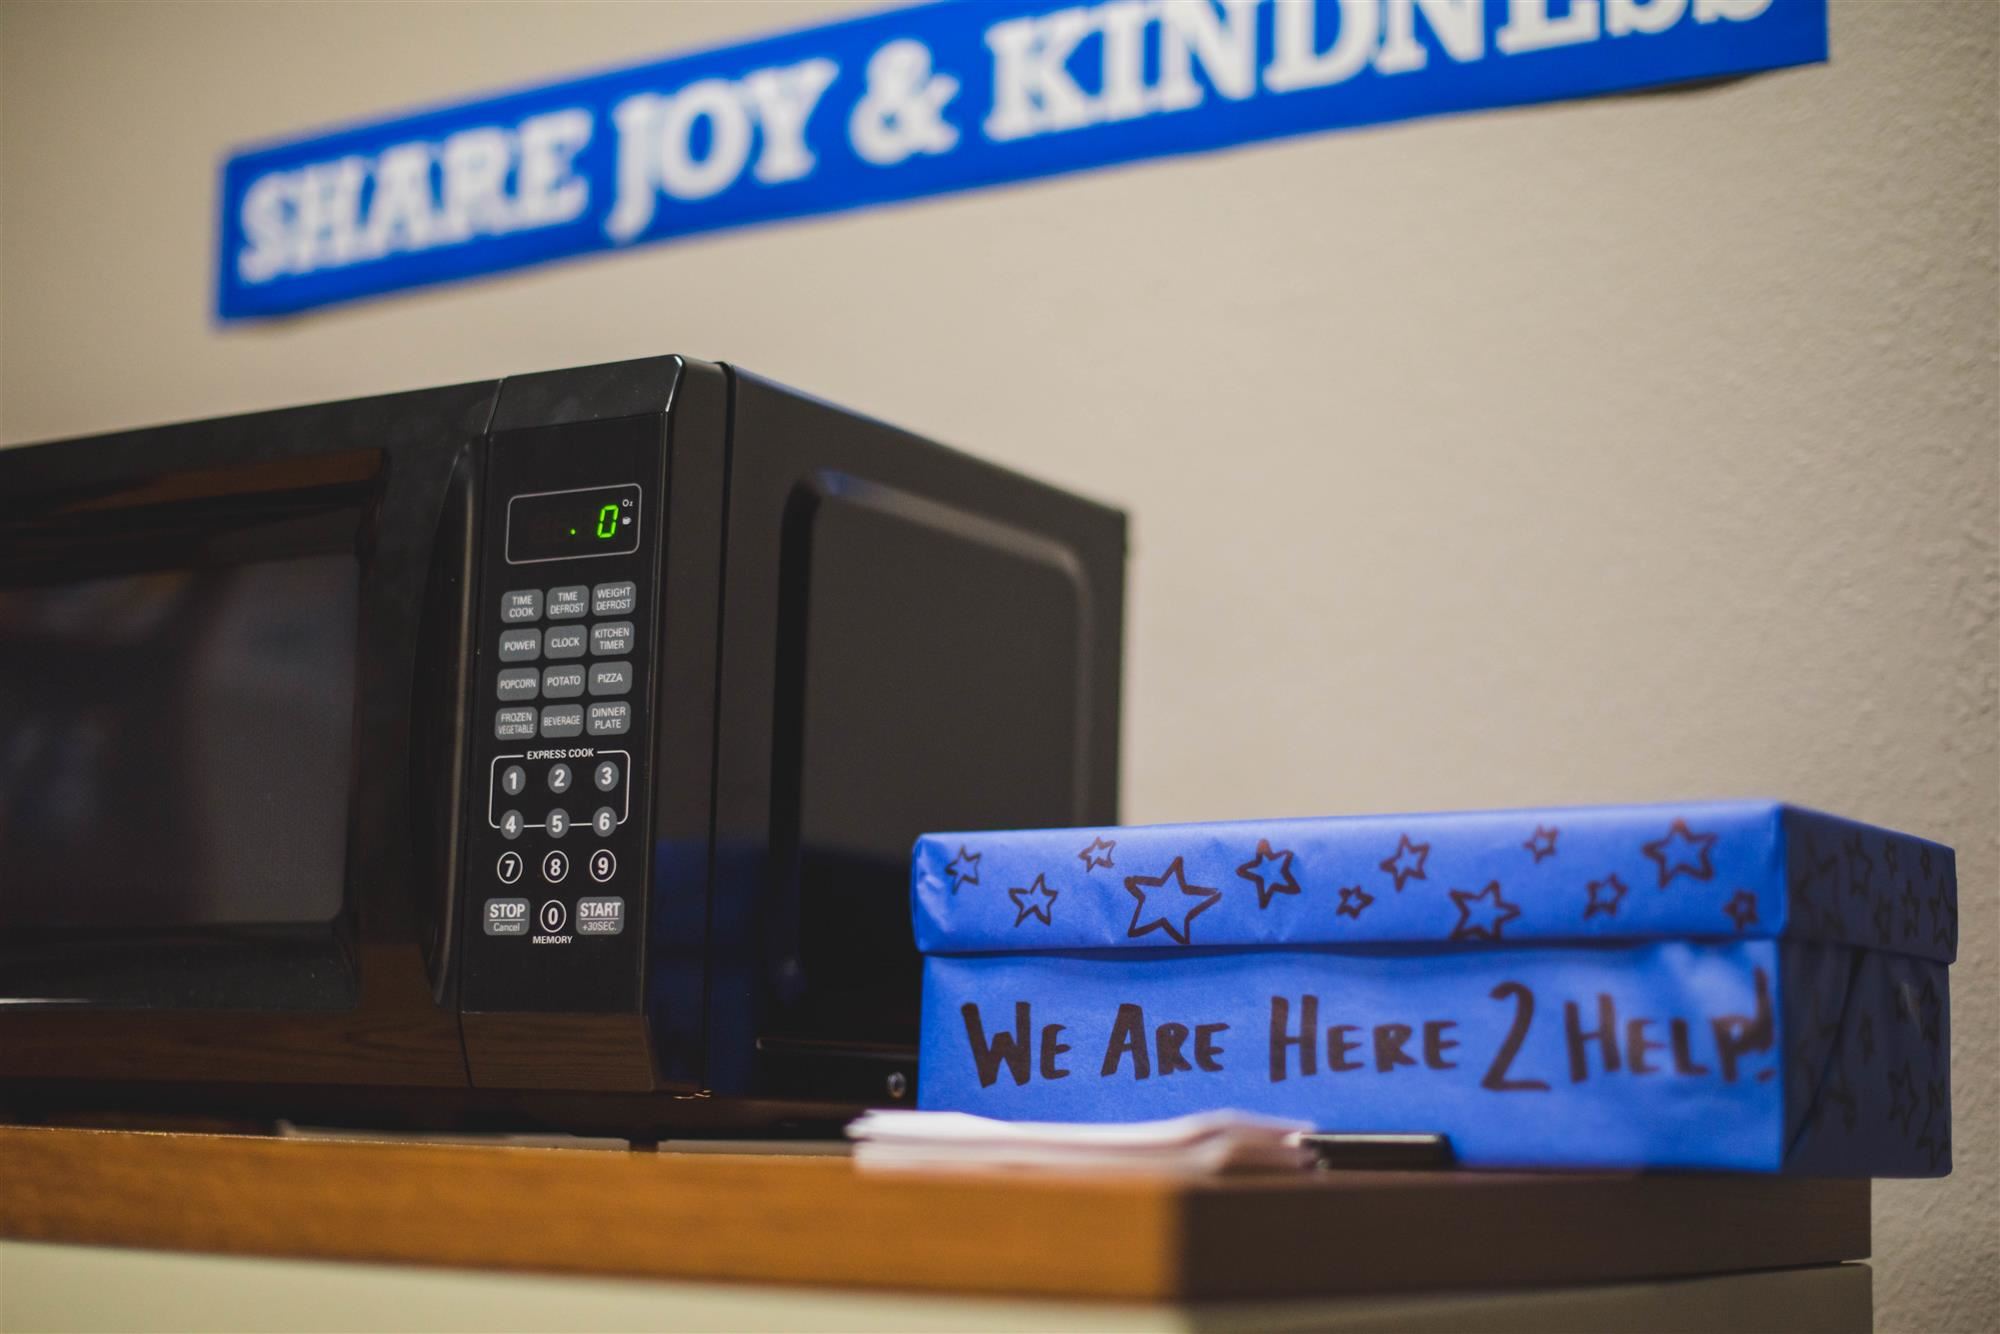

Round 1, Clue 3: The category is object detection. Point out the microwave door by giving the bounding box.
[0,384,495,1095]
[704,369,1124,1102]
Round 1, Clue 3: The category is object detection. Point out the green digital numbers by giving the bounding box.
[596,502,619,540]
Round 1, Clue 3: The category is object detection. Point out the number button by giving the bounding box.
[501,765,527,797]
[547,763,573,794]
[589,850,617,884]
[547,809,570,839]
[538,899,568,932]
[592,806,617,837]
[594,761,620,791]
[542,851,570,884]
[496,851,523,884]
[499,810,524,840]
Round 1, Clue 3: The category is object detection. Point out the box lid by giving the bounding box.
[912,802,1957,963]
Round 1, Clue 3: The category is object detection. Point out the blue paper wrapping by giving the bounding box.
[912,802,1956,1173]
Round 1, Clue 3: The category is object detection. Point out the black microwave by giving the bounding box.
[0,357,1124,1135]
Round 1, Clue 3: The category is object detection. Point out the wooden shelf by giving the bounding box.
[0,1126,1868,1303]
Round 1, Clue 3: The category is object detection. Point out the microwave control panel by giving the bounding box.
[458,416,665,1016]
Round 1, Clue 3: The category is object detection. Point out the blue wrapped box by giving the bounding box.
[912,803,1957,1174]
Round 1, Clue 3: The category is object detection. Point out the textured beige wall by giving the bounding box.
[1,1,1994,1329]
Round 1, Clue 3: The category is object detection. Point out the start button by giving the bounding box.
[576,896,625,936]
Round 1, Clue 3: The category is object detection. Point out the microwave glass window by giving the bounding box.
[506,484,640,563]
[0,553,359,929]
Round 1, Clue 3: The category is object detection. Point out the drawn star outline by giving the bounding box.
[1917,1081,1951,1170]
[1449,881,1521,942]
[1124,857,1223,946]
[1871,897,1893,946]
[1236,838,1301,909]
[945,846,981,893]
[1928,890,1955,950]
[1008,874,1058,927]
[1524,826,1560,864]
[1843,835,1874,899]
[1336,885,1374,920]
[1379,834,1430,892]
[1917,978,1942,1051]
[1583,873,1627,920]
[1077,836,1117,873]
[1723,890,1759,932]
[1641,819,1718,889]
[1886,1061,1919,1137]
[1823,1064,1858,1134]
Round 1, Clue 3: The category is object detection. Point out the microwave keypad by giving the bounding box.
[484,747,630,938]
[464,433,657,1024]
[490,751,629,834]
[485,570,641,946]
[489,583,639,738]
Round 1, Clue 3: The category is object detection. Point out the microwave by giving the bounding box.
[0,357,1124,1135]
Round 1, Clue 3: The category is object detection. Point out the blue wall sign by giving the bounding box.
[216,0,1828,320]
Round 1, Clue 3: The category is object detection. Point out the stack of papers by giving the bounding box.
[847,1109,1314,1175]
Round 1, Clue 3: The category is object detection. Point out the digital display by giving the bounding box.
[506,484,641,564]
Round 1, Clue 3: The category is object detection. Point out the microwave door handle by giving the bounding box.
[407,449,478,1000]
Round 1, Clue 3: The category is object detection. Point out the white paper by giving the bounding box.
[847,1109,1314,1174]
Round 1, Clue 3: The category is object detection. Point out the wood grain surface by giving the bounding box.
[0,1126,1870,1302]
